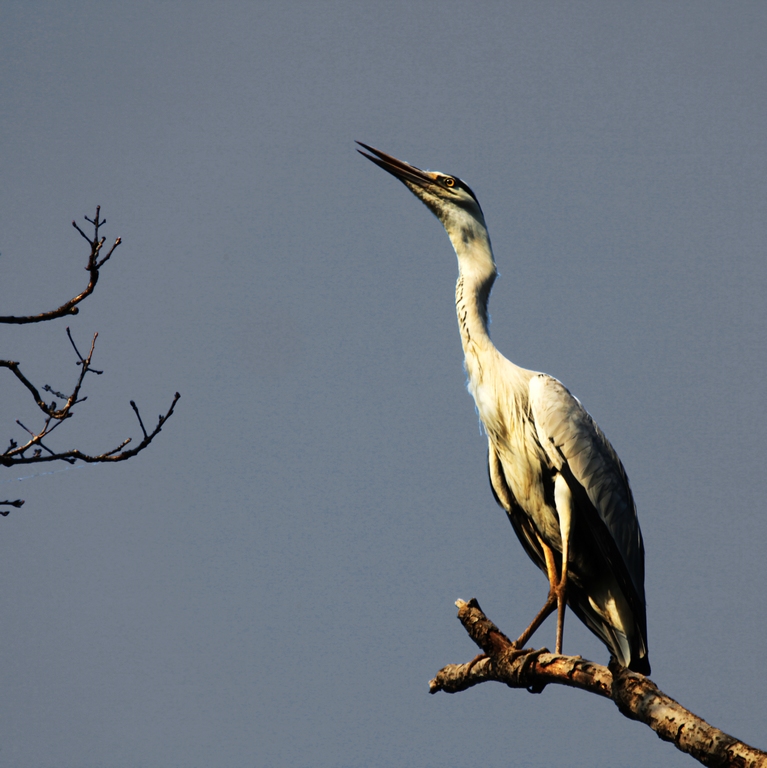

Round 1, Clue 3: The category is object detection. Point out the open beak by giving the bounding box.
[356,142,436,189]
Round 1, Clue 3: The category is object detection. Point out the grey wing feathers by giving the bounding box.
[528,374,646,603]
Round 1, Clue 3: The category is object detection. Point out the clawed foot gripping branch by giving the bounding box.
[430,599,766,768]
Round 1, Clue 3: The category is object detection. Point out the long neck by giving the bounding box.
[449,224,498,355]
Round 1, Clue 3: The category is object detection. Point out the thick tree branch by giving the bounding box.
[0,206,121,325]
[429,599,766,767]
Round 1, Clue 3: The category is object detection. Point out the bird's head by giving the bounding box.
[356,143,487,246]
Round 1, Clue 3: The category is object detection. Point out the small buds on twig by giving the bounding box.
[0,209,179,512]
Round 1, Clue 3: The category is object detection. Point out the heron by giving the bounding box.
[357,143,650,674]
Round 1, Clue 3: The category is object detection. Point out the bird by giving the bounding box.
[357,143,650,674]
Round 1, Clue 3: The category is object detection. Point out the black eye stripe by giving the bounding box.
[443,176,479,203]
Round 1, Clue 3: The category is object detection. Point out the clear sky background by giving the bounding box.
[1,2,765,766]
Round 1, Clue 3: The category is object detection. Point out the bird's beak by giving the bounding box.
[356,142,438,189]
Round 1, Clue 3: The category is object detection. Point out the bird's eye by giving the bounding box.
[444,177,455,188]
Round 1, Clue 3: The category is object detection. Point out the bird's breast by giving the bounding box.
[491,419,562,547]
[465,353,561,547]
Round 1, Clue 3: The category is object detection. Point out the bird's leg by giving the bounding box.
[554,543,569,654]
[513,538,558,649]
[553,475,573,655]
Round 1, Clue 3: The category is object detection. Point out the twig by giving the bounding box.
[130,401,148,439]
[1,330,99,420]
[15,420,58,457]
[0,499,25,516]
[0,206,122,325]
[1,208,179,513]
[1,393,180,467]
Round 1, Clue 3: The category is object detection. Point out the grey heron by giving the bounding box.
[357,143,650,674]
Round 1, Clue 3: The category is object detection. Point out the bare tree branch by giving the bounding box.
[0,499,25,515]
[1,391,180,467]
[1,329,98,420]
[429,599,766,768]
[0,206,121,325]
[1,208,179,510]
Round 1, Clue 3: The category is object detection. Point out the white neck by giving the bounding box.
[448,221,497,355]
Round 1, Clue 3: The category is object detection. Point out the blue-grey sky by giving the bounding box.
[1,2,765,766]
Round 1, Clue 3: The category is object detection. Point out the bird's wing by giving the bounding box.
[487,441,548,576]
[527,374,646,615]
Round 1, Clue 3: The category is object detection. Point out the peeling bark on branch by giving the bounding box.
[429,599,766,767]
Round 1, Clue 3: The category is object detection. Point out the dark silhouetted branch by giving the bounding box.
[0,206,121,325]
[1,209,179,511]
[429,599,766,768]
[0,499,25,516]
[1,389,180,467]
[1,329,98,421]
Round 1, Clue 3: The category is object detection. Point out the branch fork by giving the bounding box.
[1,208,179,511]
[429,599,765,767]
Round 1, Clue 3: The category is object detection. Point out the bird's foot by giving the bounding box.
[518,647,550,694]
